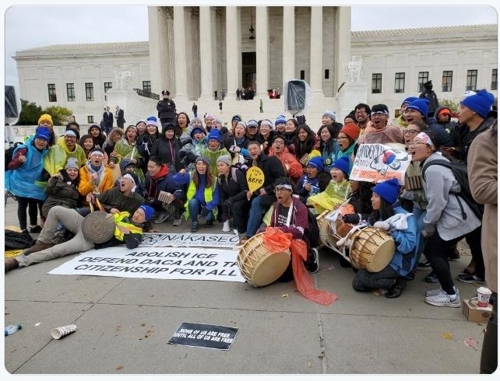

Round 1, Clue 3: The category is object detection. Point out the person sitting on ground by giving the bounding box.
[308,156,351,214]
[239,141,286,244]
[98,173,145,216]
[113,124,146,183]
[357,104,404,145]
[179,125,207,172]
[200,129,230,177]
[217,155,250,234]
[45,130,86,176]
[88,124,107,149]
[5,204,156,273]
[114,159,145,198]
[185,157,220,233]
[269,134,303,186]
[78,148,114,206]
[79,134,96,159]
[144,156,189,226]
[103,127,124,157]
[294,156,324,205]
[351,178,418,299]
[259,177,320,281]
[337,122,360,171]
[293,123,320,171]
[137,117,161,167]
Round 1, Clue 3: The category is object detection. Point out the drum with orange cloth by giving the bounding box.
[317,204,355,254]
[237,233,291,287]
[348,226,395,272]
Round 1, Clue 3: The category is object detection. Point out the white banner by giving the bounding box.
[350,143,411,185]
[49,246,245,283]
[141,233,240,249]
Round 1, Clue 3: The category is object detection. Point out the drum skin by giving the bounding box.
[237,233,291,287]
[349,227,395,272]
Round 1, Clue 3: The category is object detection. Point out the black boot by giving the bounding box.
[385,278,406,299]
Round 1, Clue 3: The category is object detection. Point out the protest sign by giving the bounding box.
[168,322,238,350]
[350,143,410,185]
[49,246,245,282]
[141,232,239,249]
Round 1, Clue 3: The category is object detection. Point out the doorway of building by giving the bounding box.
[242,52,256,91]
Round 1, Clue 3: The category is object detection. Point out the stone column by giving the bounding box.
[256,6,269,98]
[199,6,214,99]
[282,6,295,84]
[173,6,188,99]
[148,7,173,95]
[310,7,323,95]
[226,6,240,100]
[334,6,351,96]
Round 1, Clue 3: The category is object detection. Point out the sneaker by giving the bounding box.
[29,225,42,233]
[190,221,199,233]
[457,273,486,285]
[425,286,459,297]
[306,248,320,274]
[425,272,438,283]
[222,220,231,232]
[155,211,171,224]
[23,240,53,255]
[172,217,182,226]
[417,261,431,270]
[425,292,461,308]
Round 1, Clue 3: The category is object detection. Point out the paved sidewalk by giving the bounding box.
[2,197,486,376]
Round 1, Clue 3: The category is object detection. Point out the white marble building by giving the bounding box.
[13,6,498,128]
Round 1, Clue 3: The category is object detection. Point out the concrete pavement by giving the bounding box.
[2,196,488,376]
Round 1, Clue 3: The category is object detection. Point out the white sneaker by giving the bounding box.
[425,292,461,308]
[222,220,231,232]
[425,286,459,297]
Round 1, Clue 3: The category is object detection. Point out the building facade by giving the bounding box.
[13,6,497,126]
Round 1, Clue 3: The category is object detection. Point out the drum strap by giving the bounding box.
[341,223,368,258]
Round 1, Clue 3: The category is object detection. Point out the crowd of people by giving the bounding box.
[4,88,497,372]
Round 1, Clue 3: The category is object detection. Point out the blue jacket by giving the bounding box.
[5,137,49,200]
[384,206,419,277]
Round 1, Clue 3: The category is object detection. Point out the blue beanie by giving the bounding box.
[401,96,418,107]
[34,127,51,142]
[207,129,222,143]
[232,115,242,123]
[139,204,155,221]
[306,156,324,172]
[461,89,495,118]
[332,156,350,176]
[406,99,429,117]
[275,115,287,126]
[373,178,400,204]
[190,127,206,139]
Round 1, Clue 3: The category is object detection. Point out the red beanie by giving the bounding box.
[340,123,360,141]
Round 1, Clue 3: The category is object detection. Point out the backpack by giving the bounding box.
[422,160,483,220]
[5,229,34,250]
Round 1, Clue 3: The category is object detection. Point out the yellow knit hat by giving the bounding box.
[38,114,53,126]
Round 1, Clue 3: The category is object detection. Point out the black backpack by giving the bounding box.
[422,160,483,220]
[5,229,34,250]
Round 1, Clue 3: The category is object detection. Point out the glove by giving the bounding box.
[200,207,210,218]
[342,214,360,224]
[373,221,391,231]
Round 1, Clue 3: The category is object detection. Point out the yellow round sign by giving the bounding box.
[246,167,265,193]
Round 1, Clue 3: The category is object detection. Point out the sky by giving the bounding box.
[1,1,498,94]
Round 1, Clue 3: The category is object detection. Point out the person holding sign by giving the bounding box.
[185,157,220,233]
[351,178,418,298]
[239,141,286,245]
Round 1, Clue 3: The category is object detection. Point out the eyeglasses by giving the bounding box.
[403,129,420,135]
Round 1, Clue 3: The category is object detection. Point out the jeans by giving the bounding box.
[245,196,266,237]
[352,265,398,291]
[412,207,427,265]
[188,198,213,223]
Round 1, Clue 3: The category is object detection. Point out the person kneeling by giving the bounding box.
[351,178,418,298]
[258,177,320,281]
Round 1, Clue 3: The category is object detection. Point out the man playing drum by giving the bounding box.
[259,177,320,281]
[351,178,418,298]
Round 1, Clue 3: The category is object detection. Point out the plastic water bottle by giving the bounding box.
[5,324,22,336]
